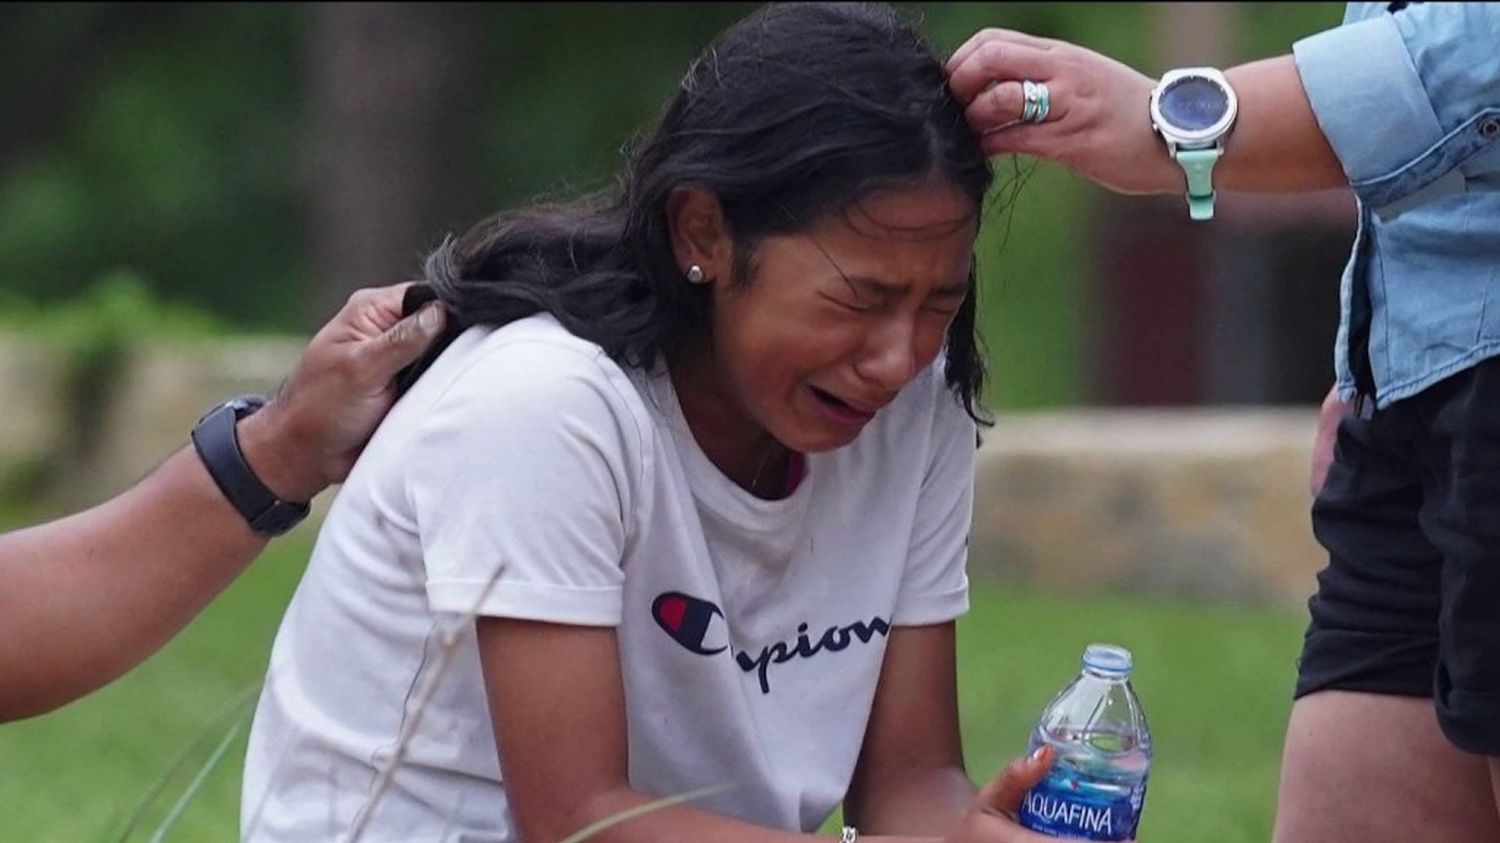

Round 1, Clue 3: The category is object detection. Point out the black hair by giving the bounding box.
[404,2,995,422]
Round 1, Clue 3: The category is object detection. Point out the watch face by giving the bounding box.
[1158,76,1229,132]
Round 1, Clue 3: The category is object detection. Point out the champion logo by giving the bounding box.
[651,592,728,655]
[651,591,890,694]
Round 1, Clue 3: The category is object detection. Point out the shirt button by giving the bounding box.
[1482,118,1500,140]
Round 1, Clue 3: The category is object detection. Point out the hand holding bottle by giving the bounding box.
[942,745,1085,843]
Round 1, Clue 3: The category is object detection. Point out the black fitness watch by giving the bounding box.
[190,394,311,536]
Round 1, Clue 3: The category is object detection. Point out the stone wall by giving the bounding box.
[0,329,1326,606]
[81,336,306,505]
[973,411,1323,606]
[0,330,304,509]
[0,333,72,485]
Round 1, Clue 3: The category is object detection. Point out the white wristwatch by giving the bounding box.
[1149,67,1238,221]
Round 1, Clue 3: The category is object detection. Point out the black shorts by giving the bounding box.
[1297,357,1500,756]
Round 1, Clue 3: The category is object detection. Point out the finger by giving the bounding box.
[946,27,1053,76]
[976,745,1054,817]
[947,28,1002,75]
[327,282,421,341]
[947,38,1054,105]
[963,80,1027,134]
[351,281,418,330]
[368,301,446,375]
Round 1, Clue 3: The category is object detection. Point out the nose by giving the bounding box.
[853,317,919,394]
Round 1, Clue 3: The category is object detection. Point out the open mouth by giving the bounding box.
[812,387,854,411]
[811,387,876,425]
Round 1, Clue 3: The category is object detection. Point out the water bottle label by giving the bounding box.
[1018,770,1146,841]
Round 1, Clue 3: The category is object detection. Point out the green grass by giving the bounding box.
[0,532,1306,842]
[956,586,1305,843]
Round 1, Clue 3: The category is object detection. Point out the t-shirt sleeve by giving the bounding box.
[892,379,976,626]
[405,340,642,626]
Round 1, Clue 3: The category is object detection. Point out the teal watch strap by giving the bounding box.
[1175,147,1222,221]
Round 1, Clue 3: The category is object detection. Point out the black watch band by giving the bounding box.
[190,395,311,536]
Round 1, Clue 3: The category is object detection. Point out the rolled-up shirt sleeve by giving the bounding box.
[1293,4,1500,218]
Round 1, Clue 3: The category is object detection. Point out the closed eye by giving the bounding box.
[922,287,968,317]
[822,293,877,313]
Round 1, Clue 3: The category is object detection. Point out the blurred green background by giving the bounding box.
[0,2,1350,410]
[0,3,1350,841]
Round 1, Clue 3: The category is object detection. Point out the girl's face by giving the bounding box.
[676,181,978,455]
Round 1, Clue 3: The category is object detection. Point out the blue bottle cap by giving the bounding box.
[1082,643,1133,677]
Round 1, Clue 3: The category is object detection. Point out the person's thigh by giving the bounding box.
[1273,691,1500,843]
[1277,404,1500,841]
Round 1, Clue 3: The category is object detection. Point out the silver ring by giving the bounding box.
[1021,79,1050,124]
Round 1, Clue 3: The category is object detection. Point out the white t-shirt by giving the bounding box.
[242,314,975,842]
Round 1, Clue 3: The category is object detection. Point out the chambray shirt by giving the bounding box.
[1292,2,1500,409]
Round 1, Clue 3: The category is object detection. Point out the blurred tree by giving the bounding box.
[0,3,144,167]
[307,2,484,324]
[0,3,306,328]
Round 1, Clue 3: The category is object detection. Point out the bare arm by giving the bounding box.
[477,618,816,843]
[945,30,1345,195]
[846,623,975,835]
[1489,758,1500,822]
[476,618,1057,843]
[0,285,444,721]
[1219,56,1346,193]
[1310,383,1349,498]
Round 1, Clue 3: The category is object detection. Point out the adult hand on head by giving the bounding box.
[946,28,1179,197]
[239,283,446,503]
[943,746,1097,843]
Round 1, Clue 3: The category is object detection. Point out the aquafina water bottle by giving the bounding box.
[1018,643,1152,841]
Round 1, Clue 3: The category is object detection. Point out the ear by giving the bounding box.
[664,187,734,285]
